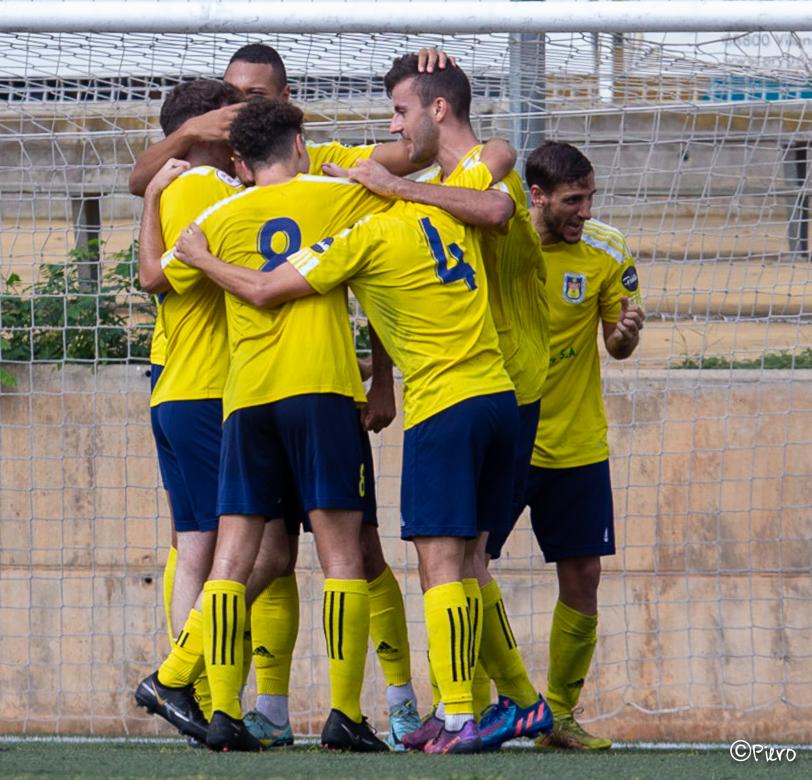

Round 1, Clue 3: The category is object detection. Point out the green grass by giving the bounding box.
[673,347,812,370]
[0,740,807,780]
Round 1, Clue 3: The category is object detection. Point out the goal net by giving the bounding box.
[0,1,810,743]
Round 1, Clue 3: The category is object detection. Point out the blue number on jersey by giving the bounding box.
[419,216,477,290]
[258,217,302,271]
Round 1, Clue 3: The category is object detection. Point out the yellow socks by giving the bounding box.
[252,574,299,697]
[424,581,473,716]
[162,545,177,645]
[323,579,369,723]
[157,608,205,688]
[462,578,483,674]
[203,579,246,720]
[472,659,492,719]
[546,599,598,719]
[368,566,412,687]
[479,579,537,708]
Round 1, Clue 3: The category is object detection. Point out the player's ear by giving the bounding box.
[432,96,448,122]
[280,84,291,101]
[529,183,545,207]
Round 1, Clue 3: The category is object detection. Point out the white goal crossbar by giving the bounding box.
[2,1,812,34]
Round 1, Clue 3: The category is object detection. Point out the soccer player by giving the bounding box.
[131,44,427,749]
[133,78,247,745]
[158,98,417,752]
[174,104,523,756]
[525,141,644,750]
[326,54,552,750]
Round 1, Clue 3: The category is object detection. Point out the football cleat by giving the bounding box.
[206,710,263,752]
[134,671,208,743]
[479,694,553,750]
[399,710,443,751]
[535,711,611,750]
[320,708,390,752]
[386,699,422,751]
[423,720,482,754]
[244,709,294,748]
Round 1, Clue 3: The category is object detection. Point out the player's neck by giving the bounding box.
[253,159,301,187]
[435,128,480,179]
[185,147,221,170]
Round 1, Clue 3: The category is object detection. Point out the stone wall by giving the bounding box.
[0,364,809,741]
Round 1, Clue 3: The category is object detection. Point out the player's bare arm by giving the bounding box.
[175,223,314,308]
[362,326,396,433]
[129,103,242,196]
[323,152,515,229]
[138,158,190,293]
[603,296,645,360]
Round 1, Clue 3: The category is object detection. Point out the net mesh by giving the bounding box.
[0,24,810,741]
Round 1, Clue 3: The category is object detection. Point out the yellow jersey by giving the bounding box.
[532,219,642,468]
[290,196,514,429]
[162,174,389,421]
[420,147,549,405]
[150,165,243,407]
[148,298,166,366]
[306,140,375,172]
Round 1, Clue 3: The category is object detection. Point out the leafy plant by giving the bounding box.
[0,240,154,387]
[674,348,812,370]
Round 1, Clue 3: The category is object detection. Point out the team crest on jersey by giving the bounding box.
[215,169,242,188]
[562,272,586,304]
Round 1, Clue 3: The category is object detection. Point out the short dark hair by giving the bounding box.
[229,43,288,87]
[384,53,471,122]
[229,98,303,169]
[525,142,594,192]
[159,78,241,136]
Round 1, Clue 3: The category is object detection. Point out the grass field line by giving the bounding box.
[1,735,810,751]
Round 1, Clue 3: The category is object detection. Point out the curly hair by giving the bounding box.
[229,98,304,168]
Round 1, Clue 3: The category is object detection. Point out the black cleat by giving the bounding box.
[320,708,390,752]
[206,710,263,752]
[135,671,208,742]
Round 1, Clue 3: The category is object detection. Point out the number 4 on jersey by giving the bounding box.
[419,216,477,290]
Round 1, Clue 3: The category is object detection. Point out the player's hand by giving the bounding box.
[417,47,457,72]
[145,158,190,196]
[186,103,243,142]
[321,162,349,178]
[613,296,645,344]
[326,158,402,198]
[361,379,397,433]
[175,224,211,267]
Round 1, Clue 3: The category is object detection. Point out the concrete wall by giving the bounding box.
[0,364,809,741]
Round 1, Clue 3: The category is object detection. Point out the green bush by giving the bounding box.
[674,348,812,370]
[0,240,154,387]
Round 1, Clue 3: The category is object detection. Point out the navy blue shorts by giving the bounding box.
[152,398,222,533]
[148,364,169,489]
[400,391,518,540]
[486,399,540,559]
[301,425,378,532]
[526,459,615,562]
[218,393,369,519]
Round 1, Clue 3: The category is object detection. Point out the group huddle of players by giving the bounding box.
[131,43,644,754]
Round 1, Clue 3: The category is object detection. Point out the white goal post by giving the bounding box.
[0,0,810,743]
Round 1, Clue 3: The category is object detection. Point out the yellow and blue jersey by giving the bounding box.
[150,165,244,407]
[420,146,550,405]
[533,219,642,468]
[162,174,389,421]
[290,194,514,429]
